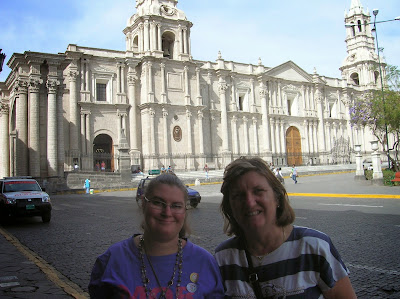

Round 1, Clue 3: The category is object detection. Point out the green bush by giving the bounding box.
[364,169,400,186]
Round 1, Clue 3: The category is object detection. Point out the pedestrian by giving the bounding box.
[215,157,356,298]
[167,165,172,173]
[291,164,298,184]
[101,161,106,172]
[95,162,100,171]
[74,163,79,171]
[277,167,284,184]
[84,178,91,194]
[160,165,166,173]
[88,174,225,298]
[204,163,209,180]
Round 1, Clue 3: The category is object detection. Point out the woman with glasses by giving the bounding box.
[215,157,356,298]
[89,173,224,298]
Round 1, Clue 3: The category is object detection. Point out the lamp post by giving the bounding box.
[371,10,400,169]
[0,49,6,73]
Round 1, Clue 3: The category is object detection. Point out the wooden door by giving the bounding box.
[286,126,302,166]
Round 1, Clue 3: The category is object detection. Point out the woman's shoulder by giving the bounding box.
[184,239,213,257]
[215,236,243,253]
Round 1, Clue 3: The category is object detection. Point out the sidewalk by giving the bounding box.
[0,163,397,298]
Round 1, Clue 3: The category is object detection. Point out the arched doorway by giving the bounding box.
[93,134,114,172]
[286,126,302,166]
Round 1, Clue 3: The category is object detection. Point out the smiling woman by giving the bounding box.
[88,173,225,298]
[215,157,357,299]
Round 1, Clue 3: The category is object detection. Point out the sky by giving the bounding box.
[1,0,399,82]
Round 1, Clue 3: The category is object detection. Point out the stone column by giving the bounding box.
[198,110,204,154]
[162,108,170,166]
[316,91,326,151]
[160,63,167,103]
[15,78,29,176]
[183,28,188,54]
[149,108,156,169]
[157,24,162,51]
[0,103,10,178]
[252,117,259,155]
[313,121,319,154]
[184,66,190,105]
[326,122,331,152]
[280,120,286,156]
[231,116,239,155]
[308,120,314,154]
[196,67,202,106]
[57,89,65,177]
[250,79,256,113]
[80,113,86,154]
[86,112,91,154]
[186,109,194,170]
[47,78,60,177]
[69,68,80,155]
[147,62,154,102]
[259,84,270,152]
[144,19,150,54]
[270,118,276,154]
[138,24,144,53]
[127,70,138,150]
[218,79,229,152]
[28,77,43,177]
[243,116,249,154]
[303,120,309,154]
[275,118,281,154]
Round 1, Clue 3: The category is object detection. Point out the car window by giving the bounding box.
[4,181,42,192]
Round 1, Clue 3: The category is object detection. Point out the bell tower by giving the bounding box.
[123,0,192,61]
[340,0,384,88]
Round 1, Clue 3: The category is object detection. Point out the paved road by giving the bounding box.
[1,170,399,298]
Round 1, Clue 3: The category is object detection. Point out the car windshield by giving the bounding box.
[4,181,42,192]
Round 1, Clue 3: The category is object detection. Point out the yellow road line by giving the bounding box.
[288,193,400,199]
[0,228,89,299]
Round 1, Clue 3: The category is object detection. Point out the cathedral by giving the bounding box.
[0,0,388,180]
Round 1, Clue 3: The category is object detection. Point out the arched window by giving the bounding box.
[350,22,355,36]
[132,36,139,53]
[350,73,359,85]
[374,71,380,84]
[357,20,362,32]
[162,32,175,59]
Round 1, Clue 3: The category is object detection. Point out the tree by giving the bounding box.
[349,65,400,171]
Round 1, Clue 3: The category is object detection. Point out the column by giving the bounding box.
[303,120,309,154]
[150,21,156,52]
[275,118,281,154]
[0,104,10,178]
[28,77,42,177]
[277,82,282,113]
[218,79,230,152]
[243,116,249,154]
[260,85,270,152]
[316,91,326,151]
[270,118,276,154]
[180,26,184,54]
[308,120,314,154]
[183,28,188,54]
[231,76,237,111]
[186,110,193,155]
[162,108,169,155]
[252,117,259,155]
[250,79,256,112]
[81,112,86,154]
[149,108,156,155]
[147,62,154,102]
[69,68,80,154]
[160,63,167,103]
[326,122,331,152]
[157,24,162,51]
[47,78,60,176]
[313,121,319,154]
[231,116,239,154]
[138,24,144,53]
[15,79,29,176]
[196,67,202,106]
[280,120,286,156]
[198,110,204,155]
[184,66,190,105]
[86,113,91,154]
[57,89,65,177]
[128,70,139,151]
[144,20,150,54]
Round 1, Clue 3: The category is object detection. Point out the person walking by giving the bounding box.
[204,164,209,180]
[291,164,298,184]
[84,178,91,194]
[89,174,225,298]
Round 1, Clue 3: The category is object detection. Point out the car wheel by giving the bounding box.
[190,200,198,208]
[42,211,51,223]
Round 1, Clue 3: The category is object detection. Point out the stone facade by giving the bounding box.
[0,0,392,180]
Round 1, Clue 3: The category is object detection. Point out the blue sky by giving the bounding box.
[1,0,399,82]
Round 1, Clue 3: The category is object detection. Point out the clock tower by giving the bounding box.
[124,0,192,61]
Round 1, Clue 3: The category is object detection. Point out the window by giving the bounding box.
[238,96,244,111]
[374,71,380,84]
[350,22,355,36]
[132,36,139,53]
[287,100,292,115]
[350,73,359,86]
[96,83,107,101]
[357,20,362,32]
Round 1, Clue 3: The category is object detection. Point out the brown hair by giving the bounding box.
[220,157,295,237]
[142,173,191,237]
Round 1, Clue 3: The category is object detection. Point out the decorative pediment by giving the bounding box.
[236,82,250,90]
[265,61,312,83]
[93,66,115,74]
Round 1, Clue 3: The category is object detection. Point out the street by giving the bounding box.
[1,172,400,298]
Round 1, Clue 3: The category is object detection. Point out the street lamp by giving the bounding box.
[0,49,6,73]
[371,9,395,169]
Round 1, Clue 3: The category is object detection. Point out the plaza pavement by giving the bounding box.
[0,163,399,298]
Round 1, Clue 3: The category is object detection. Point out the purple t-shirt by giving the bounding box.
[89,236,225,298]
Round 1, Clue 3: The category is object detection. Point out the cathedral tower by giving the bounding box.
[123,0,192,61]
[340,0,384,88]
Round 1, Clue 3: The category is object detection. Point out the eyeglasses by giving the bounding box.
[144,196,186,214]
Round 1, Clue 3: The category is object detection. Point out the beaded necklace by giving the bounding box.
[138,236,183,299]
